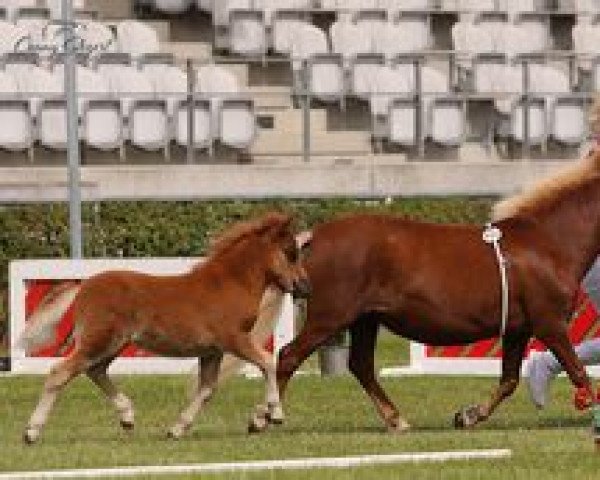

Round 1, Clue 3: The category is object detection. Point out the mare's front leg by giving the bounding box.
[349,318,410,433]
[455,331,530,428]
[537,325,594,409]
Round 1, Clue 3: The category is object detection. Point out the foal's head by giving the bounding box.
[260,213,311,299]
[211,213,311,299]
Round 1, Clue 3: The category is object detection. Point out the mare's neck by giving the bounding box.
[532,179,600,281]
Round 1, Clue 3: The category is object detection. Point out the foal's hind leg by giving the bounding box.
[24,350,87,444]
[168,352,223,439]
[349,318,410,433]
[87,360,135,431]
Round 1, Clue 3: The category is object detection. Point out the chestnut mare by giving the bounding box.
[20,213,310,444]
[278,152,600,432]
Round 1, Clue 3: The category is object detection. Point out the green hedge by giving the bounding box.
[0,198,495,340]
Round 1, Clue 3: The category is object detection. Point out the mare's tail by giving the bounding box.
[19,282,81,354]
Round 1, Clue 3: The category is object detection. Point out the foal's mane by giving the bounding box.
[207,212,290,259]
[493,97,600,221]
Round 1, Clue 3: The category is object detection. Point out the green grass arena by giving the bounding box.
[2,334,600,479]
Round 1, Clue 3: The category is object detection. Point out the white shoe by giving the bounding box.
[526,351,557,409]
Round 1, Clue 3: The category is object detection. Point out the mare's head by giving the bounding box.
[211,212,311,299]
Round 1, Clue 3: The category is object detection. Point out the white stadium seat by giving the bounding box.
[83,99,123,154]
[0,70,32,153]
[117,20,160,58]
[141,58,188,118]
[15,10,49,46]
[97,58,155,123]
[0,20,28,55]
[154,0,191,14]
[175,99,212,150]
[330,19,369,63]
[52,64,110,116]
[307,54,345,104]
[219,98,256,149]
[229,9,266,56]
[129,99,169,155]
[389,98,417,146]
[395,13,432,53]
[272,13,307,55]
[196,0,212,13]
[511,98,546,145]
[290,23,329,73]
[212,0,251,26]
[13,64,62,121]
[370,64,412,117]
[3,0,36,22]
[71,20,117,57]
[351,54,385,101]
[550,96,588,146]
[428,98,466,146]
[197,63,241,130]
[46,0,85,19]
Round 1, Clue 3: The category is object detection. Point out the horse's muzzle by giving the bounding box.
[292,278,312,299]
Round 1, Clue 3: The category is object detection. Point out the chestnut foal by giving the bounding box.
[20,213,310,443]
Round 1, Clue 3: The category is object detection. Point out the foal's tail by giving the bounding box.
[19,282,81,354]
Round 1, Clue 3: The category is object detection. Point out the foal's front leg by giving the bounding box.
[168,352,223,439]
[229,334,282,433]
[455,331,530,428]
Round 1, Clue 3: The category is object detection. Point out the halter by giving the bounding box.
[483,223,509,338]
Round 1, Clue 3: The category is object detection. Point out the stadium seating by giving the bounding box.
[0,0,598,163]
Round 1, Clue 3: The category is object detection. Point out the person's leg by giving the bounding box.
[527,337,600,408]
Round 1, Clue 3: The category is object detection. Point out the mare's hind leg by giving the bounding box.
[24,349,87,444]
[86,359,135,431]
[168,352,223,439]
[349,318,410,433]
[455,331,530,429]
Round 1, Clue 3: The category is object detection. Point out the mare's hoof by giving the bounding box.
[454,405,482,429]
[23,428,40,445]
[120,420,135,432]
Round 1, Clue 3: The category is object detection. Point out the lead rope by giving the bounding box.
[482,223,509,338]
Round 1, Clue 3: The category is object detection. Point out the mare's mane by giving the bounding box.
[493,96,600,221]
[492,151,600,222]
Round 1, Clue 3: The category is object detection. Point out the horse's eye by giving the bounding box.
[285,246,299,262]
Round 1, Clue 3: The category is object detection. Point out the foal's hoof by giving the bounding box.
[23,428,40,445]
[248,416,269,434]
[120,420,135,432]
[386,417,411,434]
[167,426,185,441]
[454,405,483,429]
[266,404,285,426]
